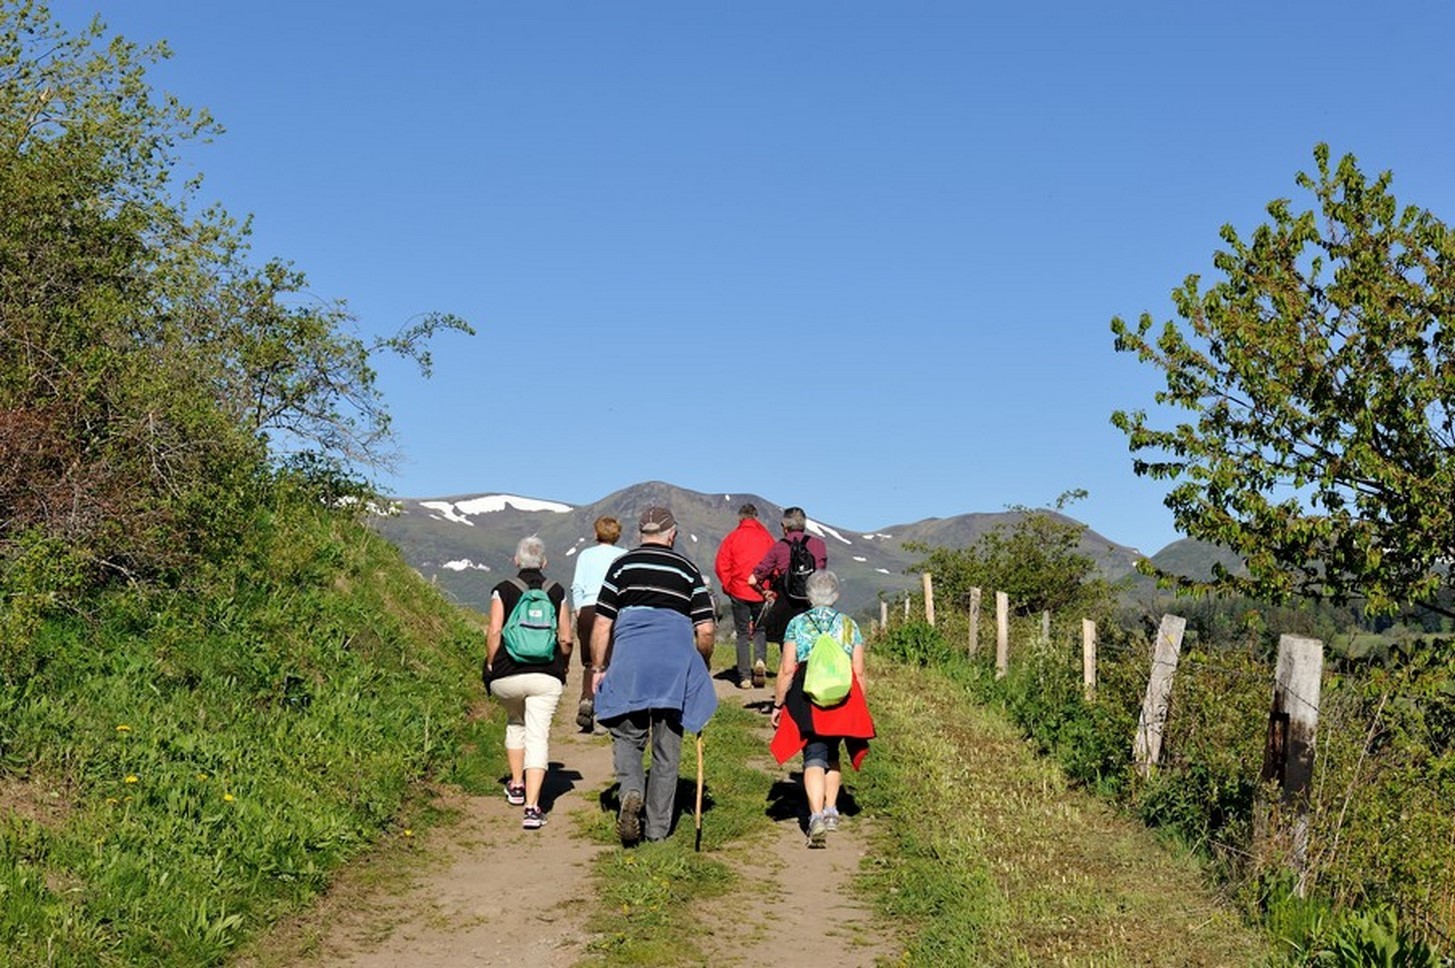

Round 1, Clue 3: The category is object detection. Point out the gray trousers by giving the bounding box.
[607,709,684,841]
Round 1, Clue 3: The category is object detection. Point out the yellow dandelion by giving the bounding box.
[403,829,414,838]
[115,724,131,733]
[196,772,208,781]
[105,797,119,805]
[223,793,235,802]
[123,775,138,784]
[123,796,132,803]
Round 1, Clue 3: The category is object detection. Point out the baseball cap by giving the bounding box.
[638,506,677,534]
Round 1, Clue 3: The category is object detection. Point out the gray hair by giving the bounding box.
[805,569,840,607]
[781,506,807,531]
[515,535,546,569]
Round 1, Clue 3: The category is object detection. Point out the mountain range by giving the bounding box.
[369,481,1192,621]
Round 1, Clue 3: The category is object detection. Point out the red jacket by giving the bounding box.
[715,518,775,601]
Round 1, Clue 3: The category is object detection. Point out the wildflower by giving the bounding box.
[403,829,413,838]
[115,724,131,733]
[105,797,118,805]
[196,773,208,781]
[123,775,138,784]
[223,793,235,802]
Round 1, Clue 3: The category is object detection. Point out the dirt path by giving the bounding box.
[248,661,894,967]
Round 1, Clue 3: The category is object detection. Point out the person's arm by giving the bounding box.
[590,614,615,695]
[852,644,866,694]
[769,639,799,727]
[694,619,715,664]
[555,586,573,662]
[485,594,505,671]
[570,557,588,610]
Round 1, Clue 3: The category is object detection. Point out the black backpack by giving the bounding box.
[783,537,816,600]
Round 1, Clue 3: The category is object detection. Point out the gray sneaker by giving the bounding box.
[617,790,644,845]
[807,814,828,848]
[823,808,840,832]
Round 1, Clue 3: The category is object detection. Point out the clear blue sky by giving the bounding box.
[56,1,1455,553]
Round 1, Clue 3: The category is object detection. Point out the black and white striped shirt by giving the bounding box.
[595,544,715,626]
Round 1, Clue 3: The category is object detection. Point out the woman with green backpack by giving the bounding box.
[768,570,875,848]
[484,535,572,830]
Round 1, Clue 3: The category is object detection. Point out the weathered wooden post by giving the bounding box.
[922,572,935,626]
[995,591,1009,679]
[903,596,911,620]
[1082,618,1096,700]
[1259,634,1324,895]
[880,599,888,630]
[968,587,982,657]
[1133,614,1187,775]
[1041,610,1050,645]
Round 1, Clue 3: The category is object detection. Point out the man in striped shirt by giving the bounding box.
[590,506,717,844]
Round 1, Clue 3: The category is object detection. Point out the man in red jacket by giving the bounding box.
[714,503,776,689]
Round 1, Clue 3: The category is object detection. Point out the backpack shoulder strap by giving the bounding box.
[507,576,529,595]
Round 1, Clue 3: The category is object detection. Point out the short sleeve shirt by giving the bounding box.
[596,544,715,626]
[784,606,862,663]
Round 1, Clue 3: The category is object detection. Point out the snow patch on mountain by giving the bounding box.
[806,519,853,545]
[420,494,573,525]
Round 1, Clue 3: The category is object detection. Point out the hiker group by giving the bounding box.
[481,502,874,849]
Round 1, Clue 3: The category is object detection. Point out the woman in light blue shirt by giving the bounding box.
[570,516,627,730]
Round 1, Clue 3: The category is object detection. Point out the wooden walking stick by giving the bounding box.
[694,732,705,852]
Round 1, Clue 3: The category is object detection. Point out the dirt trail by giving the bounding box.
[254,661,894,967]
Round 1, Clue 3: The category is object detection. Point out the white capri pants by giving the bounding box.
[490,673,563,771]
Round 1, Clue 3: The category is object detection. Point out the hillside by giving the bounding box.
[369,481,1148,621]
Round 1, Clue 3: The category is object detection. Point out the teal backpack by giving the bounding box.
[502,578,559,663]
[802,612,853,707]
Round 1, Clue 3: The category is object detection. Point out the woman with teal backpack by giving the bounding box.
[768,570,875,848]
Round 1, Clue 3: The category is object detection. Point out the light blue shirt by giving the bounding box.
[570,542,627,609]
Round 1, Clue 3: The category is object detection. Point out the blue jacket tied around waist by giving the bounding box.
[594,608,718,733]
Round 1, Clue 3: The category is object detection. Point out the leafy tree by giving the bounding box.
[0,2,468,593]
[906,491,1116,618]
[1112,145,1455,617]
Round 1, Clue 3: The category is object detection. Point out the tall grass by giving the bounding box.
[0,489,487,965]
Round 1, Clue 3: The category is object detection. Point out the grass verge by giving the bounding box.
[854,657,1274,966]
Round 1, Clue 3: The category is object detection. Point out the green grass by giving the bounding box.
[0,498,490,966]
[580,684,782,966]
[854,657,1274,966]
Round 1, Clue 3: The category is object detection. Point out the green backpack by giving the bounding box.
[502,578,559,663]
[802,612,853,707]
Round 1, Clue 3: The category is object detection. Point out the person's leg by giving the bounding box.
[823,740,843,820]
[607,710,648,842]
[491,678,529,799]
[749,599,768,671]
[575,606,596,703]
[521,674,563,807]
[643,711,684,841]
[802,737,830,846]
[730,596,753,684]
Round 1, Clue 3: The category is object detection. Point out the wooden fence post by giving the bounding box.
[880,599,888,630]
[922,572,935,626]
[995,591,1009,679]
[1041,610,1050,645]
[968,587,981,657]
[1133,614,1187,775]
[903,596,911,620]
[1082,618,1096,700]
[1259,634,1324,895]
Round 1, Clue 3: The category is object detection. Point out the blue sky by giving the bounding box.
[56,2,1455,553]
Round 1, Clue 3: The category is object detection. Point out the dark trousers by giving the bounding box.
[730,596,767,679]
